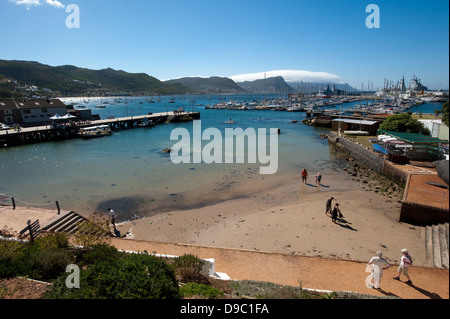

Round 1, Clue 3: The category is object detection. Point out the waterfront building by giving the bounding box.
[0,98,67,126]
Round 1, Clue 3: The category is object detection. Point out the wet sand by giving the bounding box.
[117,172,431,267]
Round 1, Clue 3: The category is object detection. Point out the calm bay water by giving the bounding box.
[0,94,443,220]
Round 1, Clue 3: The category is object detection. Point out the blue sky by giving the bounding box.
[0,0,448,90]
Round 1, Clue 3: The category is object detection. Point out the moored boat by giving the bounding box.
[78,125,113,139]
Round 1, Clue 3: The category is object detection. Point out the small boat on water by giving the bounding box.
[138,119,156,127]
[78,125,113,139]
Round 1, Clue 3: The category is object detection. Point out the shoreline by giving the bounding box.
[116,169,429,267]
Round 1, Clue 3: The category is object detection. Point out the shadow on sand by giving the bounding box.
[406,282,443,299]
[333,218,358,231]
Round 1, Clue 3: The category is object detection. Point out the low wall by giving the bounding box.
[328,132,384,174]
[400,202,449,226]
[382,161,409,187]
[327,132,410,187]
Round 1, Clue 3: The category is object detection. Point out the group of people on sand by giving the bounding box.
[305,170,413,291]
[367,249,413,290]
[325,196,343,223]
[300,168,322,186]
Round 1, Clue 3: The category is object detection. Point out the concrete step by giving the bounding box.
[439,224,449,269]
[53,215,84,233]
[425,226,433,265]
[426,224,449,269]
[42,211,87,234]
[432,225,443,268]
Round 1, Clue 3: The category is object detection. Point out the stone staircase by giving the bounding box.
[425,223,449,269]
[41,211,87,234]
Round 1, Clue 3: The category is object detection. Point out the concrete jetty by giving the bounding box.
[0,111,200,148]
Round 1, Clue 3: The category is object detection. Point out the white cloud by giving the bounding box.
[9,0,64,9]
[45,0,64,9]
[230,70,347,84]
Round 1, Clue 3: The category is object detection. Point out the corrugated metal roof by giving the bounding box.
[332,119,378,126]
[378,130,449,144]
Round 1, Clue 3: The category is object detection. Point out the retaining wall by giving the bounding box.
[327,132,384,174]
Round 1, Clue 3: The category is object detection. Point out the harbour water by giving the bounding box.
[0,94,444,220]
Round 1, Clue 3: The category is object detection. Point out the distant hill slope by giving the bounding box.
[165,76,246,94]
[231,70,358,93]
[0,60,191,95]
[236,76,295,94]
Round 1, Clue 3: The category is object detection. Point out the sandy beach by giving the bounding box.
[117,171,430,267]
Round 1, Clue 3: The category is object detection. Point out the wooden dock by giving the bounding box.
[0,111,200,148]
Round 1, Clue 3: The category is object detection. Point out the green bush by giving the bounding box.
[180,282,224,299]
[0,241,33,279]
[75,243,123,267]
[35,232,69,250]
[0,238,73,281]
[173,254,209,284]
[26,248,74,281]
[45,253,180,299]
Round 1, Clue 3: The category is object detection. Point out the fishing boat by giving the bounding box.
[78,125,113,139]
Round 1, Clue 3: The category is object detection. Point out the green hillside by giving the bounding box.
[0,60,191,95]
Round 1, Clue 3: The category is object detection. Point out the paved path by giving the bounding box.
[109,238,449,299]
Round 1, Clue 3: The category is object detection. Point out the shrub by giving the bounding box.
[73,212,111,248]
[75,243,123,267]
[26,248,74,281]
[172,254,209,284]
[45,253,180,299]
[180,282,224,299]
[0,240,31,279]
[379,113,430,135]
[35,232,69,250]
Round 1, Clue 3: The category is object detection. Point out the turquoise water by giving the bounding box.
[0,94,444,219]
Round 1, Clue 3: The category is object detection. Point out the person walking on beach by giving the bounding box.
[301,168,308,184]
[331,203,343,222]
[326,197,334,215]
[368,251,391,289]
[315,172,322,186]
[107,207,117,232]
[393,249,413,284]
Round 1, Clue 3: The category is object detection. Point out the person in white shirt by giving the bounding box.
[107,207,117,232]
[393,248,412,284]
[368,251,391,289]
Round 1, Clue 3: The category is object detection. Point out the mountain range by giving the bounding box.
[0,60,191,96]
[0,60,357,96]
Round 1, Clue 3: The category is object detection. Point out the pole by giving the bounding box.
[56,201,60,215]
[27,220,34,243]
[12,197,16,210]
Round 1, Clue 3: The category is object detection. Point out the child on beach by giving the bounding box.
[393,249,413,284]
[315,172,322,186]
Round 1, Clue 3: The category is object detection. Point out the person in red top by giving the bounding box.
[301,168,308,184]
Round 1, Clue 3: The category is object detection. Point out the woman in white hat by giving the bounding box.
[394,249,412,284]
